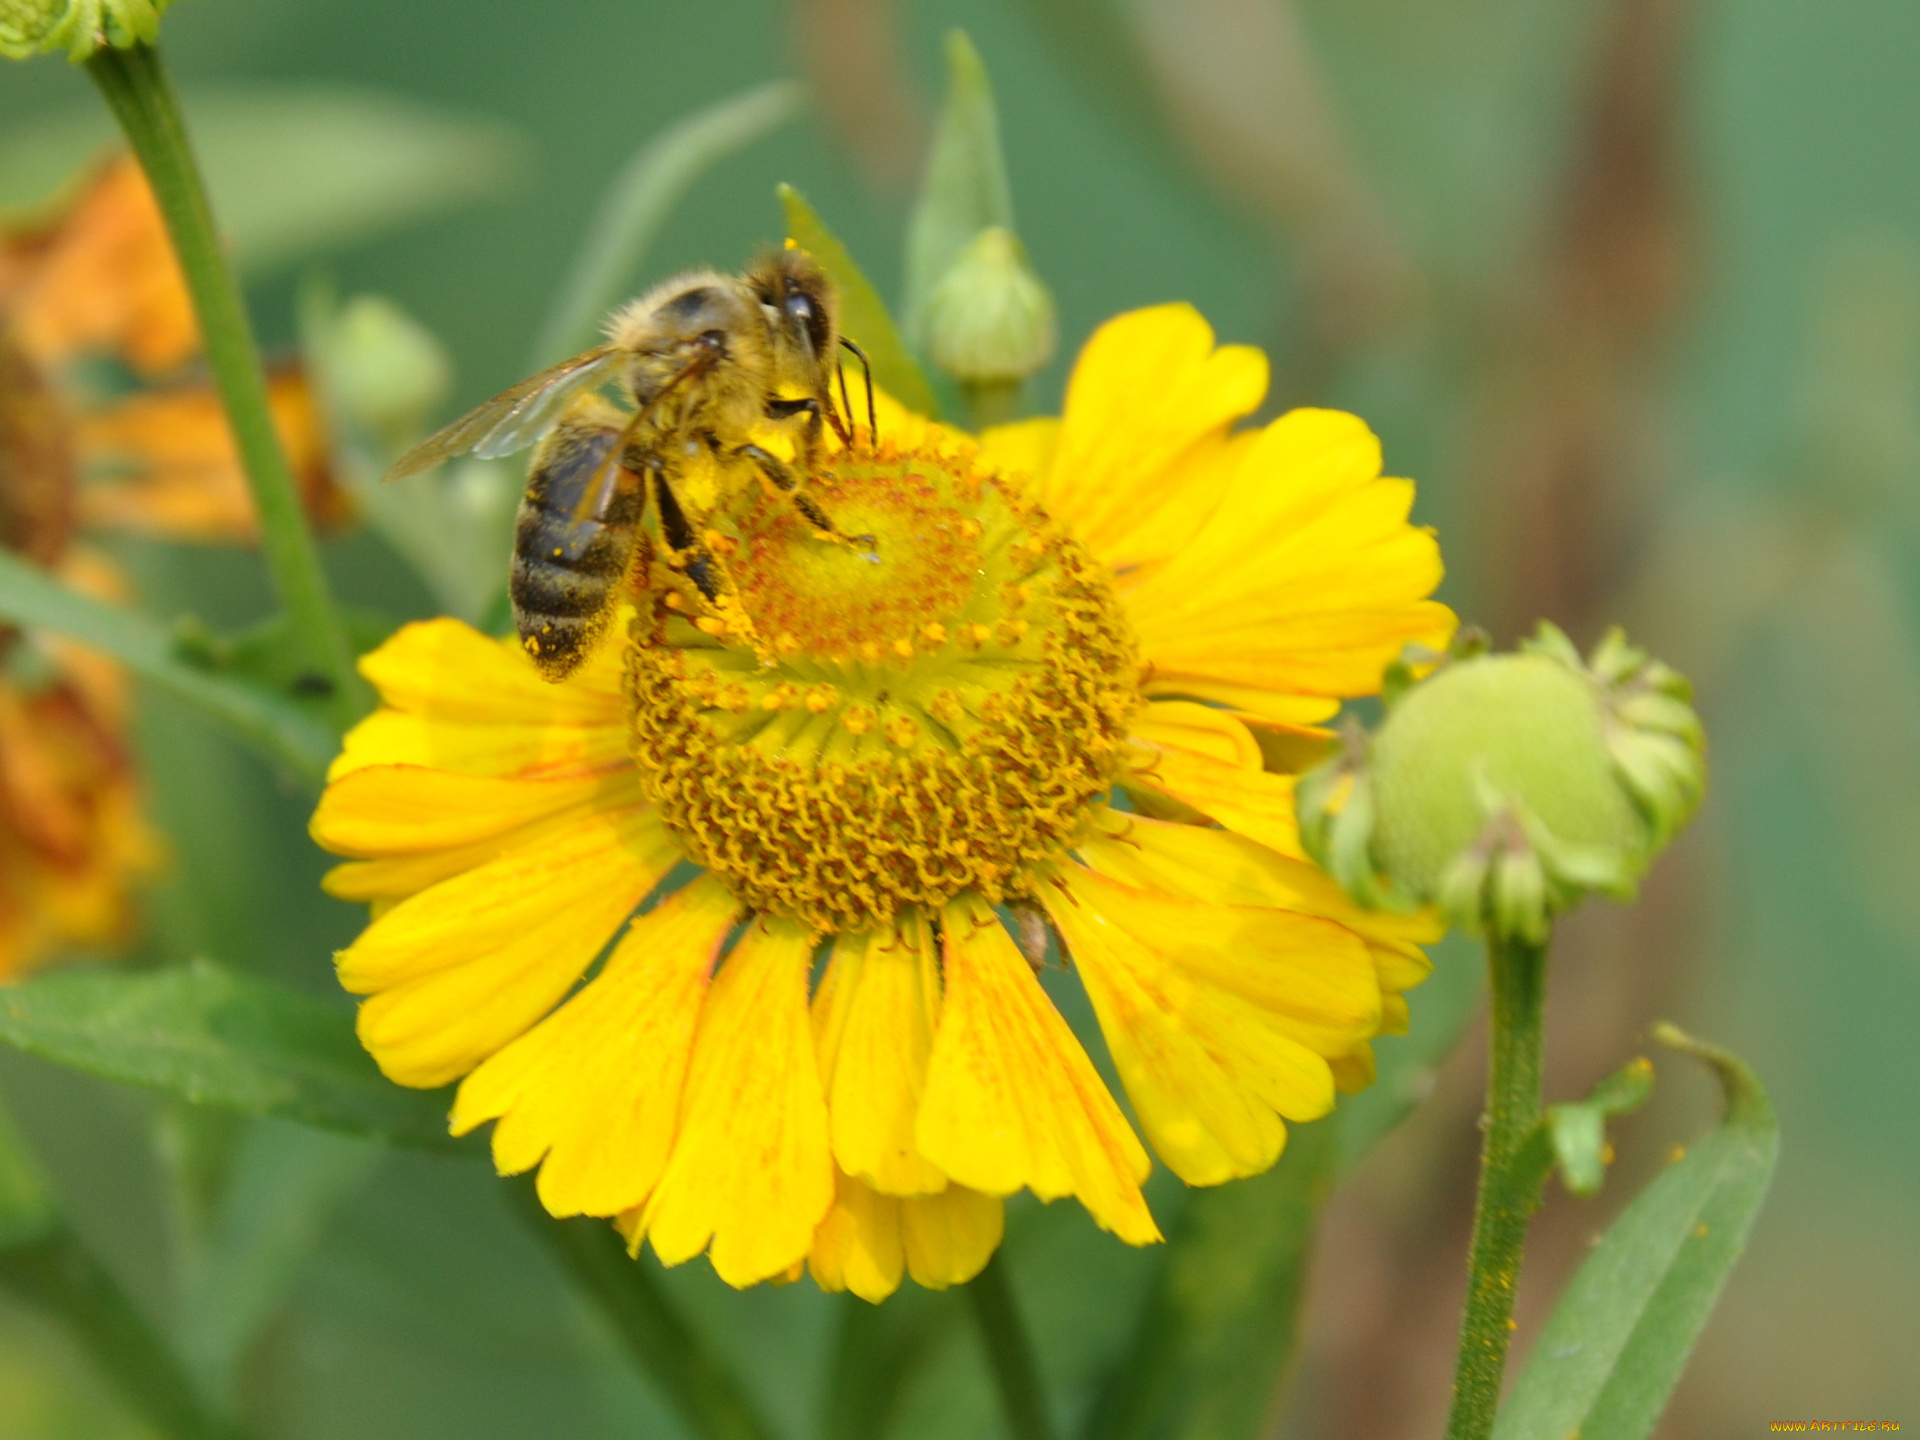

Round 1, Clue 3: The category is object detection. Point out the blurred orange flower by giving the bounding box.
[0,154,341,974]
[0,331,156,977]
[2,152,344,542]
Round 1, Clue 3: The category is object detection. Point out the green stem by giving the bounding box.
[1444,932,1551,1440]
[85,42,364,730]
[967,1252,1058,1440]
[959,378,1022,431]
[0,1228,246,1440]
[507,1181,772,1440]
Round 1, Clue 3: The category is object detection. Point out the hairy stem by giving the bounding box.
[1444,931,1551,1440]
[86,42,364,728]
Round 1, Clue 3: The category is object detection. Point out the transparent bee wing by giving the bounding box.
[384,347,622,480]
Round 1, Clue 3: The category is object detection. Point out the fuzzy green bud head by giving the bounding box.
[1298,623,1707,940]
[923,226,1057,386]
[314,295,452,449]
[1,0,168,61]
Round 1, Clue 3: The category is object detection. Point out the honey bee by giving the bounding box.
[386,247,874,680]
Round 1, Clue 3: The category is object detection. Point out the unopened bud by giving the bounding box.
[1298,623,1707,940]
[1,0,169,61]
[314,295,451,449]
[923,226,1056,386]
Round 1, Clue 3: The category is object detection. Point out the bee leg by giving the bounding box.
[648,463,761,647]
[734,441,878,556]
[766,393,847,448]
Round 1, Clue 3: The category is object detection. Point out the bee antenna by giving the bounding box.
[838,337,877,441]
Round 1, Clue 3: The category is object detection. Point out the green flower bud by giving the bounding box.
[1298,623,1708,940]
[1,0,168,62]
[923,226,1057,386]
[314,295,452,449]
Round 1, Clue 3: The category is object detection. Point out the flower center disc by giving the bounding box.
[624,440,1140,933]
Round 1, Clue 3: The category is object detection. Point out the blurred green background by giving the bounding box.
[2,0,1917,1435]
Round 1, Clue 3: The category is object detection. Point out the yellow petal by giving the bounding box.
[1047,865,1355,1185]
[1078,809,1437,999]
[1124,705,1303,857]
[902,1183,1003,1290]
[1330,1045,1376,1094]
[334,706,633,780]
[449,877,738,1217]
[808,1170,905,1303]
[1140,680,1340,732]
[812,915,947,1196]
[339,803,677,1089]
[916,896,1159,1245]
[1038,305,1267,572]
[1125,408,1453,700]
[1056,854,1380,1048]
[355,616,626,731]
[974,416,1059,491]
[625,918,835,1287]
[311,765,637,857]
[320,800,604,905]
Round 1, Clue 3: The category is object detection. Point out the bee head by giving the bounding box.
[746,248,838,371]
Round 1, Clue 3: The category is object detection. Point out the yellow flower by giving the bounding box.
[310,304,1453,1298]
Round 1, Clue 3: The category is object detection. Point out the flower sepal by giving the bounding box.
[1,0,169,62]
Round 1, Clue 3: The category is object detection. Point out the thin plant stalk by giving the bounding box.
[966,1252,1058,1440]
[0,1227,247,1440]
[507,1181,774,1440]
[85,42,364,728]
[1444,932,1550,1440]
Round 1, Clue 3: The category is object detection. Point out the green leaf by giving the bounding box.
[0,85,526,273]
[532,80,806,366]
[0,961,460,1151]
[1493,1026,1778,1440]
[1084,1117,1339,1440]
[1546,1055,1656,1197]
[778,182,941,419]
[902,30,1015,348]
[0,549,339,786]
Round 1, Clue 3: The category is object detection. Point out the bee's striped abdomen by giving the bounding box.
[509,413,644,680]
